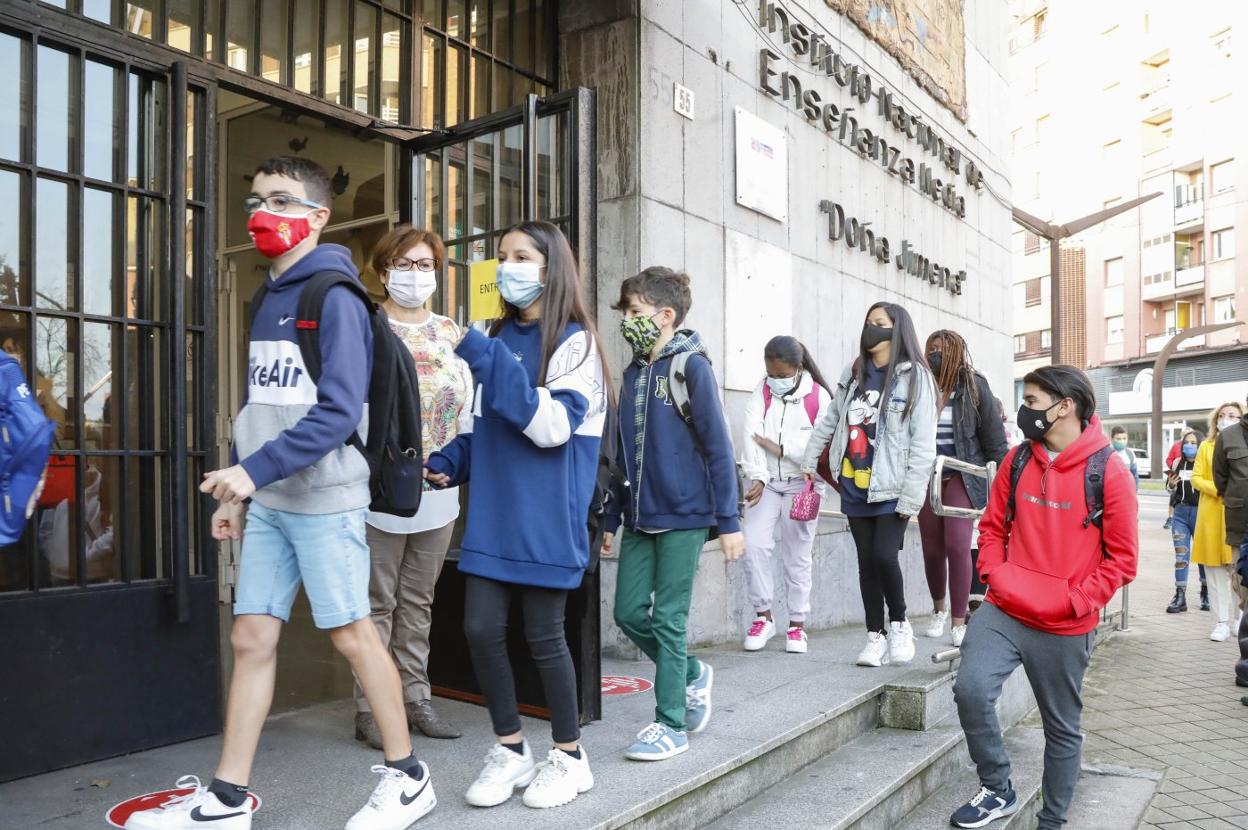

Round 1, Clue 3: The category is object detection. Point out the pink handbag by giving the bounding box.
[789,481,822,521]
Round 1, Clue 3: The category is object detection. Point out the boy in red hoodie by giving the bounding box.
[950,366,1138,829]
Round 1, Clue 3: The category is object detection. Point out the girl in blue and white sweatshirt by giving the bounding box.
[424,221,609,811]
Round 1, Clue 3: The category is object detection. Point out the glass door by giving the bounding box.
[406,87,603,722]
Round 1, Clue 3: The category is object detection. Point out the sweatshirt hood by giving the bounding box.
[1029,414,1110,471]
[269,243,359,291]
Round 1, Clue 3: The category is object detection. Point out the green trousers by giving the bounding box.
[613,527,708,730]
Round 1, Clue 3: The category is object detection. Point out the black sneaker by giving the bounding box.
[950,785,1019,828]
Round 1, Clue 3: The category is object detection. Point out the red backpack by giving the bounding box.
[762,383,836,486]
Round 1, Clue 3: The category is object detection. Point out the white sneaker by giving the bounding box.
[522,747,594,809]
[855,631,890,667]
[924,610,948,638]
[345,763,435,830]
[744,617,776,651]
[123,777,252,829]
[1211,622,1231,642]
[785,626,808,654]
[951,624,967,648]
[465,742,538,807]
[888,620,916,664]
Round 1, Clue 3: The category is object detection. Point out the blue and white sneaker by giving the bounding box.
[950,784,1019,828]
[624,723,689,761]
[685,660,714,734]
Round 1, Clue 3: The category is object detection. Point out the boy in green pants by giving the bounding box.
[600,266,744,761]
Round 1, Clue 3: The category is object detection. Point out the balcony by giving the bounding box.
[1146,331,1207,354]
[1174,184,1204,229]
[1174,264,1205,296]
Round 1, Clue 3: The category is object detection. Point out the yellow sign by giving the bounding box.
[468,258,503,323]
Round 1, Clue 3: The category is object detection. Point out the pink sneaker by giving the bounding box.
[744,618,775,651]
[785,627,808,654]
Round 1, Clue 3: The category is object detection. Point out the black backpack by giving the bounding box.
[250,272,424,517]
[1005,442,1114,551]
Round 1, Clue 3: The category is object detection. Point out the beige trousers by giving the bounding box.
[354,521,455,712]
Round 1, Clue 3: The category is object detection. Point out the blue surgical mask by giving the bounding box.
[496,261,545,309]
[1182,443,1198,460]
[766,373,800,397]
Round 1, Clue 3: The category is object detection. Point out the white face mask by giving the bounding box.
[1218,417,1238,432]
[386,269,437,308]
[766,373,800,397]
[496,261,545,308]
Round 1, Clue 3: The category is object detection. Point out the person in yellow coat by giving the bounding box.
[1193,401,1245,642]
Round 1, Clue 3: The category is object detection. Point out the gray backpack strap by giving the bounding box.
[669,351,694,425]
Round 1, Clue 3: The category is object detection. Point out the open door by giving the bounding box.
[406,88,602,723]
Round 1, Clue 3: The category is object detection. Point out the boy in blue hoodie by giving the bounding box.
[123,158,433,830]
[601,266,744,761]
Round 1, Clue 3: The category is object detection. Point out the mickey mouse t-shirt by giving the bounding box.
[839,362,899,517]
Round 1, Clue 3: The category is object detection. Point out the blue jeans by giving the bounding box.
[1171,503,1206,588]
[234,502,371,629]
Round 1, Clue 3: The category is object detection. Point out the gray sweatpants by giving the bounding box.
[953,602,1095,830]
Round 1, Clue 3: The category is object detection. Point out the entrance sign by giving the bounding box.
[107,790,262,827]
[602,675,655,696]
[734,107,788,222]
[468,258,503,323]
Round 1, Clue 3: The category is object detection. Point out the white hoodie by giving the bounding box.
[739,372,834,484]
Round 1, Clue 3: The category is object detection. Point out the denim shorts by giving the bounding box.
[234,502,371,629]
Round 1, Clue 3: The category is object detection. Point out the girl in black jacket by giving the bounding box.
[917,330,1008,646]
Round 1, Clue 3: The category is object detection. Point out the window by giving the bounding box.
[1212,227,1235,260]
[1106,316,1125,344]
[1034,63,1047,93]
[1014,334,1027,355]
[1032,170,1041,200]
[1041,329,1052,350]
[1105,258,1124,287]
[1214,295,1236,323]
[1033,11,1047,39]
[1024,278,1043,307]
[1035,115,1049,146]
[1024,231,1042,255]
[1142,114,1172,156]
[1010,129,1021,156]
[1211,159,1234,194]
[1213,27,1232,60]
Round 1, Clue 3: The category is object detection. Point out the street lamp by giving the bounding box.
[1150,321,1245,479]
[1012,193,1162,364]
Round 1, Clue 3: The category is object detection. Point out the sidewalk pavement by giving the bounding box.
[1074,492,1248,830]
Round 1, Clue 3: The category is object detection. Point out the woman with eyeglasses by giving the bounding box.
[351,225,474,748]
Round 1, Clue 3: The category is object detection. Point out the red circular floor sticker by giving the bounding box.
[601,675,654,696]
[106,788,261,827]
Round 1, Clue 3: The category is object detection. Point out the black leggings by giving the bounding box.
[847,513,910,634]
[462,575,580,745]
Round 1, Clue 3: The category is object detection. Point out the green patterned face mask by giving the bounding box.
[620,312,662,358]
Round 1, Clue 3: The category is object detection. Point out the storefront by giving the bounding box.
[0,0,1013,784]
[0,0,601,782]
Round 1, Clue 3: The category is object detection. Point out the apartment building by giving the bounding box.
[1008,0,1248,460]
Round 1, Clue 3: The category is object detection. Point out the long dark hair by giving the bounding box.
[764,335,831,393]
[855,301,929,419]
[489,221,614,402]
[925,329,979,409]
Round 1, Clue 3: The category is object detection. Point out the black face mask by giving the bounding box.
[861,323,892,352]
[927,352,943,375]
[1017,400,1063,442]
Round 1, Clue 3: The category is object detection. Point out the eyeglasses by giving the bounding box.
[243,194,324,215]
[387,257,438,272]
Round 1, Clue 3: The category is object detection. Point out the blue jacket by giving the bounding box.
[426,320,606,589]
[603,332,741,536]
[232,244,374,514]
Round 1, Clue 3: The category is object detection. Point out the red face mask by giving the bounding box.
[247,209,313,258]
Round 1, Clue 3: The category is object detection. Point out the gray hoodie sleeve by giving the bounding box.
[898,367,938,516]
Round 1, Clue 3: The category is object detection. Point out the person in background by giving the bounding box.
[1110,426,1139,490]
[1166,430,1207,614]
[1212,394,1248,685]
[951,365,1137,830]
[1192,401,1244,643]
[800,301,937,668]
[1163,437,1185,530]
[918,330,1008,648]
[352,226,472,748]
[738,336,833,654]
[1000,397,1024,448]
[424,221,608,809]
[601,267,745,761]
